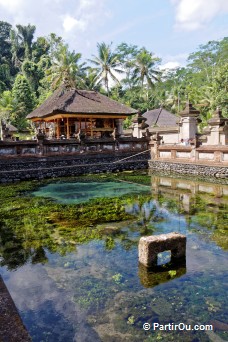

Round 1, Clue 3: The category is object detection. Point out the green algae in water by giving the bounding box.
[32,181,151,204]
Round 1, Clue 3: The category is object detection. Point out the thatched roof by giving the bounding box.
[26,87,137,119]
[142,108,178,127]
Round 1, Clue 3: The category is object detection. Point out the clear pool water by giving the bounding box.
[0,174,227,342]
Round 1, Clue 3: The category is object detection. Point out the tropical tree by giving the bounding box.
[84,67,102,91]
[46,43,86,89]
[165,86,186,113]
[12,74,35,128]
[187,41,218,83]
[0,21,14,90]
[212,62,228,117]
[10,24,36,70]
[22,56,51,94]
[10,29,22,70]
[0,21,12,61]
[116,42,140,90]
[46,33,63,60]
[0,64,11,93]
[15,24,36,59]
[32,36,50,62]
[131,48,161,89]
[88,42,124,95]
[0,90,22,139]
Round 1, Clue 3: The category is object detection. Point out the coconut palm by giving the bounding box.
[16,24,36,59]
[84,67,102,91]
[165,86,186,113]
[47,44,86,89]
[10,24,36,67]
[131,48,161,89]
[88,42,124,96]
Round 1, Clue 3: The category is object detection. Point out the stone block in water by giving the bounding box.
[138,232,186,267]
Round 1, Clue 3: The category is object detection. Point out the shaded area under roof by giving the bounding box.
[26,87,137,119]
[143,108,178,127]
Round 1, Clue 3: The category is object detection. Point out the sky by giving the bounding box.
[0,0,228,68]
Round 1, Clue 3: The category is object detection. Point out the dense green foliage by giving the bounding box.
[0,20,227,130]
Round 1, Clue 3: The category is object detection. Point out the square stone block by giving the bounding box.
[138,232,186,267]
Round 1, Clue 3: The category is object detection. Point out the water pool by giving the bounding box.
[0,173,227,341]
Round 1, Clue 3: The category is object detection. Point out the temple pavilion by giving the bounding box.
[26,87,137,139]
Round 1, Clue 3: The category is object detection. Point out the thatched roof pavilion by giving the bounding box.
[27,87,137,139]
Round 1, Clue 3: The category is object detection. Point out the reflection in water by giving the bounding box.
[0,173,227,342]
[138,261,186,288]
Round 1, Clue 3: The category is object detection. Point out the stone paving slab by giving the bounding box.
[0,275,31,342]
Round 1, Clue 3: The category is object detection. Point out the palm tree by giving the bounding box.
[10,29,23,69]
[165,86,186,113]
[132,48,161,89]
[84,67,102,91]
[16,24,36,59]
[88,42,124,96]
[47,44,86,89]
[10,24,36,67]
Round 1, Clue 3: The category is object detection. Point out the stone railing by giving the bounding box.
[149,143,228,178]
[152,144,228,165]
[0,136,149,158]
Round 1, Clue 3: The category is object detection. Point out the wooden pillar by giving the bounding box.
[85,119,87,137]
[91,119,92,138]
[66,117,70,139]
[54,119,56,137]
[57,119,60,139]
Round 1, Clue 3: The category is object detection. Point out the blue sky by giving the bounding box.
[0,0,228,68]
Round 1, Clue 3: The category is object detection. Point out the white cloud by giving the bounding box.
[0,0,24,12]
[160,52,189,69]
[0,0,109,54]
[62,15,86,33]
[78,0,95,10]
[171,0,228,31]
[160,61,180,70]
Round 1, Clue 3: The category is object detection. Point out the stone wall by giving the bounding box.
[0,137,149,157]
[0,151,150,183]
[149,142,228,179]
[149,160,228,178]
